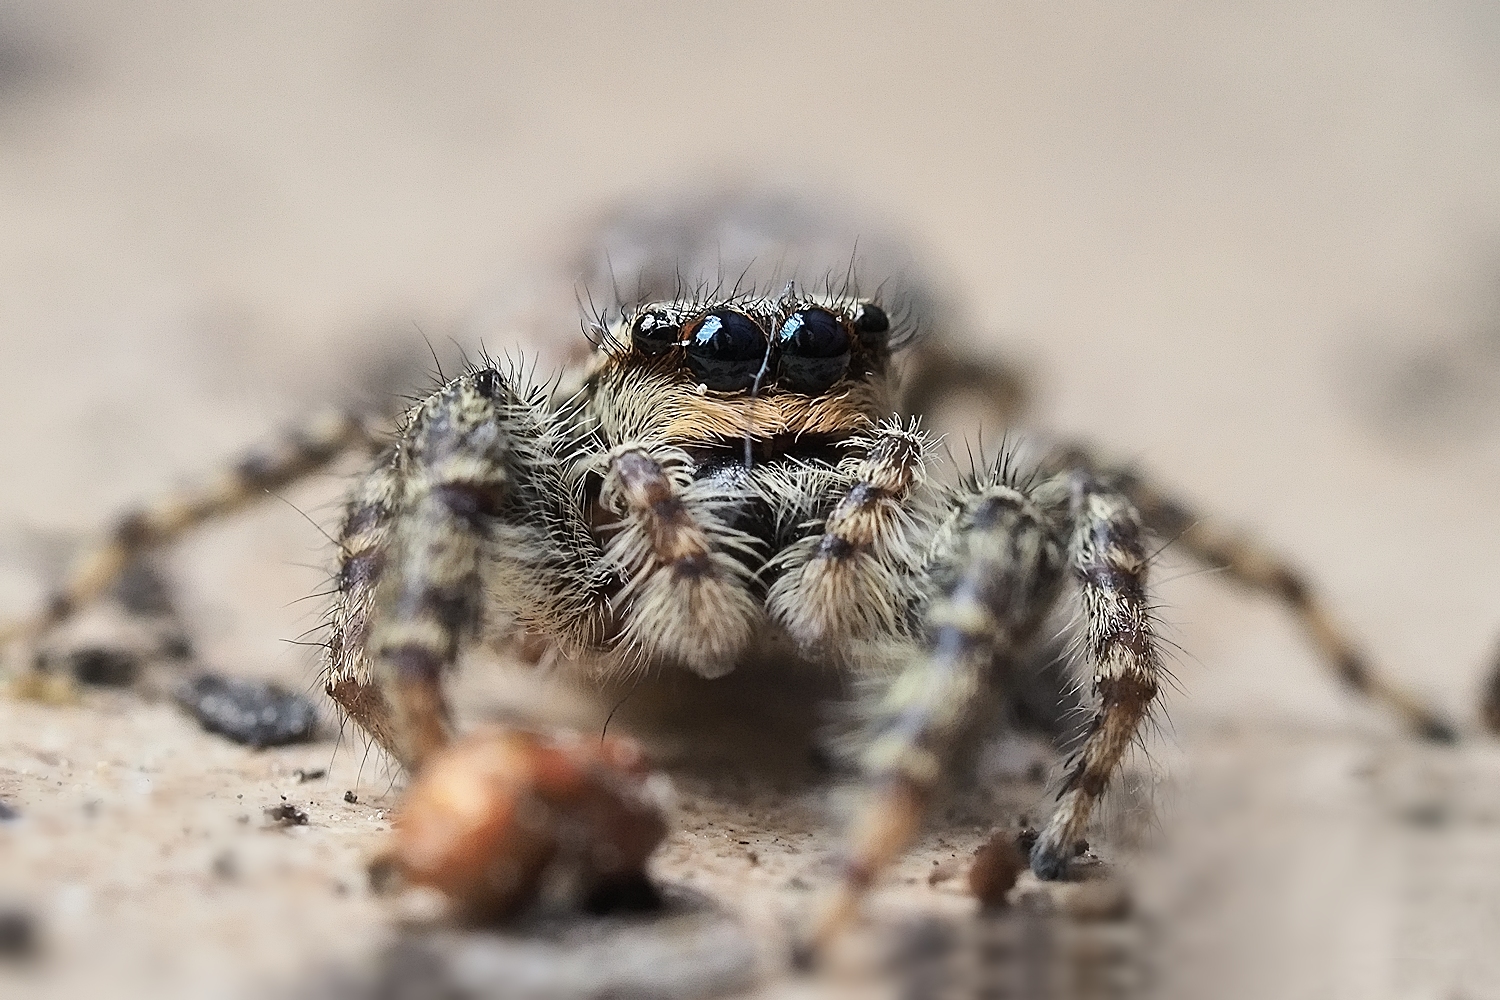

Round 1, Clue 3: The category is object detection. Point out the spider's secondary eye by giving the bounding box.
[851,302,890,347]
[629,309,679,356]
[683,309,769,392]
[775,307,850,394]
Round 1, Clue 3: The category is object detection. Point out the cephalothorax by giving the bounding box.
[7,191,1454,958]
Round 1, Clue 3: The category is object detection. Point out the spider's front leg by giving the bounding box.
[1030,474,1162,878]
[802,468,1070,957]
[327,368,693,918]
[766,420,933,651]
[599,444,761,674]
[325,367,606,767]
[363,370,520,766]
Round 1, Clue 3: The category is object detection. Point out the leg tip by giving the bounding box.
[1028,838,1072,881]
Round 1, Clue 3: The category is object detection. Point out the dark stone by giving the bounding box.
[265,802,310,827]
[175,672,320,748]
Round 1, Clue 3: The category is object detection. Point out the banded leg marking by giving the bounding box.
[601,446,759,677]
[806,482,1064,955]
[1031,476,1161,879]
[767,421,932,650]
[367,371,518,768]
[2,409,375,647]
[1116,465,1455,741]
[324,457,402,755]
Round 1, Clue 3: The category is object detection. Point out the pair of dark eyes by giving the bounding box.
[630,304,890,394]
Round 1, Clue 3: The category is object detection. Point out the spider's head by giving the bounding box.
[622,296,895,396]
[587,292,910,456]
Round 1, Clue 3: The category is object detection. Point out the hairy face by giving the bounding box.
[586,293,909,458]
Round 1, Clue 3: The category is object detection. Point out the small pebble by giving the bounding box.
[265,802,310,827]
[343,790,358,804]
[969,830,1029,908]
[175,672,319,748]
[927,856,963,886]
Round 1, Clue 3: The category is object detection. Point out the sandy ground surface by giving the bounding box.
[4,3,1500,997]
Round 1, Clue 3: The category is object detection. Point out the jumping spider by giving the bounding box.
[4,190,1455,959]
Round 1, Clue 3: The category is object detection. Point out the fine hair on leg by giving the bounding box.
[1029,472,1162,879]
[598,443,762,677]
[1044,444,1455,741]
[805,455,1069,953]
[328,363,609,767]
[766,419,936,653]
[0,409,378,649]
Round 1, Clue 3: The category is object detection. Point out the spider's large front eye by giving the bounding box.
[630,309,679,356]
[775,307,850,394]
[683,309,769,392]
[851,302,890,347]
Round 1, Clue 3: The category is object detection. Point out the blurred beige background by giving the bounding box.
[3,2,1500,997]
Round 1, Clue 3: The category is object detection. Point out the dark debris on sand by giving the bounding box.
[264,801,311,828]
[175,672,319,748]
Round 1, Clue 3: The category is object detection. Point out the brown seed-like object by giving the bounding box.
[968,829,1030,908]
[392,728,669,921]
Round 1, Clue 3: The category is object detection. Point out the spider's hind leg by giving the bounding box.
[1053,446,1457,742]
[897,339,1030,441]
[1,409,378,654]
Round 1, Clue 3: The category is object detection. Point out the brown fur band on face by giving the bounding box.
[589,359,894,448]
